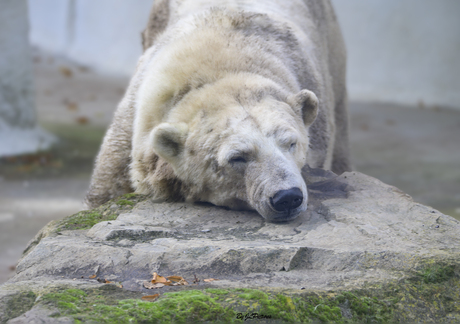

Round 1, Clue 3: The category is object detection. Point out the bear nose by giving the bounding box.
[270,187,303,212]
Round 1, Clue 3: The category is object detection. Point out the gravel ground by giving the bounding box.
[1,54,459,284]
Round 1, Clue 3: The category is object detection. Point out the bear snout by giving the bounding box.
[270,187,303,212]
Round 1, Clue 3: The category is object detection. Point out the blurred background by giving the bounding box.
[0,0,459,283]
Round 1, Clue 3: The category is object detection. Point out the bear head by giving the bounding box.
[146,74,318,222]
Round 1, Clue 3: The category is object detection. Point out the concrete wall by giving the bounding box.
[0,0,55,156]
[331,0,460,109]
[28,0,460,109]
[28,0,152,76]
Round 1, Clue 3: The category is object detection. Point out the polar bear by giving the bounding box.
[86,0,350,222]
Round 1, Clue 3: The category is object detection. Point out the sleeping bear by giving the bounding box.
[85,0,350,222]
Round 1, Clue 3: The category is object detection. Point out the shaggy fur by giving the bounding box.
[86,0,351,221]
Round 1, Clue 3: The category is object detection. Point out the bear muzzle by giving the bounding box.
[266,187,306,222]
[270,187,303,212]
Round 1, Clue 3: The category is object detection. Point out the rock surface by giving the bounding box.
[1,168,459,323]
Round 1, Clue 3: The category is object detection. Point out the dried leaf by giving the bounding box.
[152,272,166,282]
[143,281,165,289]
[152,272,169,284]
[89,274,97,279]
[166,275,184,282]
[141,294,160,302]
[203,278,219,282]
[76,116,89,125]
[66,102,78,111]
[59,66,73,78]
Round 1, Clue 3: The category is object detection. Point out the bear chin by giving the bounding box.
[204,197,306,222]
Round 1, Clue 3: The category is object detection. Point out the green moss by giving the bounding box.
[57,193,146,231]
[42,288,87,305]
[36,286,394,323]
[121,193,139,199]
[41,287,237,323]
[205,288,230,296]
[3,291,36,322]
[417,265,455,284]
[238,289,268,301]
[42,272,459,323]
[23,262,460,323]
[116,199,135,206]
[58,210,113,231]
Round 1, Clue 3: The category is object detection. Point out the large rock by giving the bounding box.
[1,169,459,323]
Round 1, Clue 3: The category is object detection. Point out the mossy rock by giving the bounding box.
[57,193,146,231]
[3,263,459,323]
[21,193,148,259]
[1,291,36,322]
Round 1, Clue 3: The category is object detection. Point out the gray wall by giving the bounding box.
[28,0,152,76]
[0,0,55,156]
[331,0,460,109]
[28,0,460,109]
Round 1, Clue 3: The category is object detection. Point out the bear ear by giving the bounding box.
[150,122,188,163]
[288,89,318,126]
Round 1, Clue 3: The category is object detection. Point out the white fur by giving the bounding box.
[85,0,351,221]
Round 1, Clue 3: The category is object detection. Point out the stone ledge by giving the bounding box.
[1,168,459,323]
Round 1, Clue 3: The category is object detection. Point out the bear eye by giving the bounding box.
[229,156,247,164]
[290,142,297,150]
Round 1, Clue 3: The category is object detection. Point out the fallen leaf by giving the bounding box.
[171,279,189,286]
[152,272,172,285]
[141,294,160,302]
[66,102,78,111]
[59,66,73,78]
[89,274,97,279]
[203,278,219,282]
[144,281,165,289]
[76,116,89,124]
[152,272,167,283]
[166,275,184,282]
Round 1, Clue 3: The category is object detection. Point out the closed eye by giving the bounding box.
[229,156,247,164]
[290,142,297,149]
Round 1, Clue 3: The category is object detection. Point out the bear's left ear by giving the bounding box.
[288,89,318,126]
[150,122,189,164]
